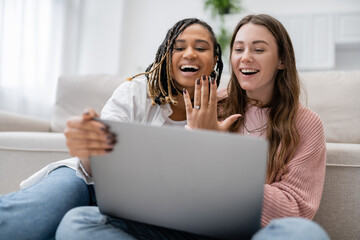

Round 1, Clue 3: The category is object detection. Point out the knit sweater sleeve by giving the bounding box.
[261,106,326,226]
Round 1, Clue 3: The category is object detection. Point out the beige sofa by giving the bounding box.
[0,71,359,239]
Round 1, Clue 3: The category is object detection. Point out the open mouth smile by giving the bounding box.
[180,65,200,73]
[241,69,260,75]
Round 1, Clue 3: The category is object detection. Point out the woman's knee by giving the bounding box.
[56,206,105,240]
[0,167,92,240]
[252,217,330,240]
[44,167,92,206]
[60,206,104,227]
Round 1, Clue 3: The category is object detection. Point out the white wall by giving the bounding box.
[1,0,358,119]
[116,0,360,76]
[334,44,360,70]
[118,0,208,78]
[63,0,360,76]
[241,0,359,14]
[76,0,125,74]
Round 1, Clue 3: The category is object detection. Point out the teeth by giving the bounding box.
[241,69,258,74]
[180,65,199,70]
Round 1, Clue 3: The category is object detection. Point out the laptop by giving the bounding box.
[90,120,268,239]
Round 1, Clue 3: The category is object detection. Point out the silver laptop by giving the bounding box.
[90,120,268,239]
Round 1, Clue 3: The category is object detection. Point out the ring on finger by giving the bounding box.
[194,105,200,110]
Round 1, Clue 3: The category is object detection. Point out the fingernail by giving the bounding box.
[105,148,113,152]
[202,74,206,81]
[196,78,200,85]
[106,134,114,140]
[107,140,117,145]
[211,77,215,84]
[183,88,186,94]
[83,111,90,115]
[100,126,109,132]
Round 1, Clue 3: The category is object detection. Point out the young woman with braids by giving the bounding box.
[0,18,234,240]
[54,15,329,240]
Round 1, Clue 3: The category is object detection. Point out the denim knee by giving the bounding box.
[252,217,330,240]
[56,206,139,240]
[56,206,106,240]
[0,167,91,240]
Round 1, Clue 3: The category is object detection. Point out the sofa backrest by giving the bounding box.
[221,71,360,144]
[299,71,360,144]
[51,75,126,132]
[53,71,360,143]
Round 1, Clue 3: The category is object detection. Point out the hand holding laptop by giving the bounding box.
[64,108,116,175]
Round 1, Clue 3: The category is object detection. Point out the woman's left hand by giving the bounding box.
[183,74,241,131]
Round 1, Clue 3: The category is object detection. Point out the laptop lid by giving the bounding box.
[91,120,268,239]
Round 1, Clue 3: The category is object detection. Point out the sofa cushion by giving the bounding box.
[0,131,68,152]
[299,71,360,144]
[0,132,71,194]
[0,110,50,131]
[314,142,360,239]
[51,75,126,132]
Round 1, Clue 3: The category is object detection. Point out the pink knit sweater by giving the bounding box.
[217,89,326,227]
[245,105,326,227]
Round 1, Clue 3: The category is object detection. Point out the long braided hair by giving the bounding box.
[219,14,300,184]
[128,18,223,105]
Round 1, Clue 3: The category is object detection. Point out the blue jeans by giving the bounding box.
[56,206,330,240]
[0,167,95,240]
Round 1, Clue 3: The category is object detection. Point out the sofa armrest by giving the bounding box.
[0,111,51,132]
[314,142,360,240]
[325,142,360,166]
[0,132,71,194]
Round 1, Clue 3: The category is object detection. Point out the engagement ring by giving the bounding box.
[194,105,200,110]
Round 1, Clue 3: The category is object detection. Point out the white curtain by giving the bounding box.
[0,0,125,119]
[0,0,84,119]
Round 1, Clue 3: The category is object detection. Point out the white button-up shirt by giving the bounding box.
[20,77,174,188]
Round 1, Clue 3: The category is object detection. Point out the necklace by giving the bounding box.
[244,123,267,135]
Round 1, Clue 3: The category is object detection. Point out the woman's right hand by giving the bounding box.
[64,108,116,176]
[183,75,241,131]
